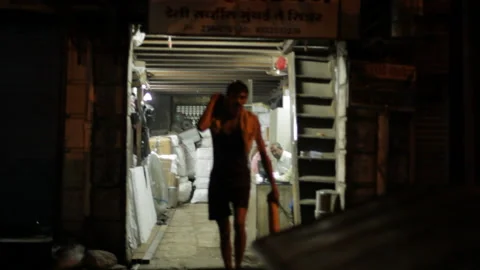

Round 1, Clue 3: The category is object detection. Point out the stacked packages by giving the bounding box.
[148,134,191,209]
[191,130,214,203]
[146,128,215,206]
[126,166,157,248]
[147,136,174,212]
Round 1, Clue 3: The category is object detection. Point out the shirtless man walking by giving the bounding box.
[197,81,279,270]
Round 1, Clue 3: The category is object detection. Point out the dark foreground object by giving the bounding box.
[253,186,480,270]
[0,241,52,268]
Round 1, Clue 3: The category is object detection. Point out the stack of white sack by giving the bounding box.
[199,129,213,148]
[153,134,191,204]
[166,134,188,179]
[178,128,201,178]
[191,147,214,203]
[147,136,176,211]
[171,134,193,204]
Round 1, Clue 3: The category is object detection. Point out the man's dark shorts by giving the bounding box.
[208,180,250,221]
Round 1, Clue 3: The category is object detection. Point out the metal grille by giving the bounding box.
[176,105,206,126]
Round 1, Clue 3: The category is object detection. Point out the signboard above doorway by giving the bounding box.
[350,61,416,109]
[149,0,339,38]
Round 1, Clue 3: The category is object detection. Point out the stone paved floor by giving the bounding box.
[142,203,263,270]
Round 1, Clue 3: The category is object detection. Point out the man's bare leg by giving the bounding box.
[216,218,233,270]
[233,207,248,270]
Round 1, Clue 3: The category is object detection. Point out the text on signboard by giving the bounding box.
[221,0,328,2]
[363,64,416,81]
[197,24,301,34]
[165,7,322,23]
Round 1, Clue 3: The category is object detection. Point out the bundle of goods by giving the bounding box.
[191,146,214,203]
[148,136,176,190]
[199,129,213,148]
[178,128,202,178]
[127,166,157,247]
[178,128,201,143]
[146,154,169,217]
[167,135,187,177]
[178,176,193,204]
[149,136,173,155]
[168,135,194,205]
[181,141,196,178]
[156,154,177,189]
[148,134,194,207]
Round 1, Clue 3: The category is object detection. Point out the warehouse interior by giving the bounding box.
[126,30,348,268]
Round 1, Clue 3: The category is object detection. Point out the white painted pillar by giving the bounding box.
[335,41,348,210]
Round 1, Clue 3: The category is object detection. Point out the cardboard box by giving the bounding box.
[159,157,177,187]
[149,136,172,155]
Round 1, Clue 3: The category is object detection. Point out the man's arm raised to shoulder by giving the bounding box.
[198,93,221,131]
[254,116,279,202]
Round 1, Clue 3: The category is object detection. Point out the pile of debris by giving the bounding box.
[53,244,127,270]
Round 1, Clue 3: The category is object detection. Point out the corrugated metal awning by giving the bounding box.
[134,35,287,102]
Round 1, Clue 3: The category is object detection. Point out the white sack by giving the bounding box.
[199,137,213,148]
[146,154,168,216]
[166,135,180,147]
[143,166,158,225]
[126,170,140,249]
[178,176,189,184]
[196,147,213,160]
[195,147,214,178]
[129,167,157,244]
[179,128,201,142]
[199,129,212,138]
[132,155,137,168]
[194,177,210,189]
[191,188,209,204]
[174,145,187,177]
[158,154,177,174]
[195,159,213,178]
[181,140,197,177]
[178,181,193,204]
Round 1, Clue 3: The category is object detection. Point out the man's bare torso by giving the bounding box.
[211,115,240,136]
[210,114,250,186]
